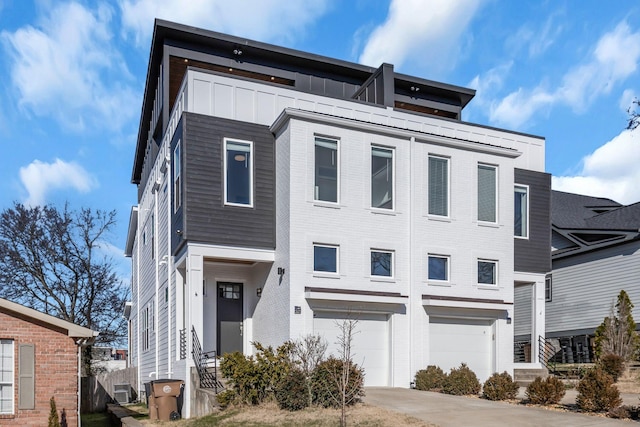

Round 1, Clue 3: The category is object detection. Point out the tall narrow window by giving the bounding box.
[514,185,529,238]
[173,141,181,212]
[141,306,150,351]
[371,250,393,277]
[478,259,497,285]
[478,164,497,223]
[313,244,338,273]
[0,339,14,414]
[545,275,552,302]
[371,147,393,209]
[428,156,449,216]
[314,137,338,203]
[150,213,155,259]
[225,139,253,206]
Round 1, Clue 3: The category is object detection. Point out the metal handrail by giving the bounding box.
[179,328,187,360]
[538,335,557,374]
[191,327,222,392]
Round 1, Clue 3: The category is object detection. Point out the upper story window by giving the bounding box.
[371,250,393,278]
[428,254,449,281]
[0,339,14,414]
[150,213,155,259]
[371,146,393,209]
[314,137,338,203]
[313,244,338,274]
[478,164,497,223]
[173,141,181,212]
[514,185,529,238]
[478,259,497,285]
[141,305,150,351]
[428,155,449,217]
[545,275,552,302]
[224,138,253,207]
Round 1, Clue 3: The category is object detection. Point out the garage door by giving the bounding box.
[313,311,390,386]
[429,317,493,382]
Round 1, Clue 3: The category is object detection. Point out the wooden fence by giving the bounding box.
[81,366,138,413]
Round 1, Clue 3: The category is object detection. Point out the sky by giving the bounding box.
[1,0,639,284]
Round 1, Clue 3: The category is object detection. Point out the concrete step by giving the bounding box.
[514,368,548,387]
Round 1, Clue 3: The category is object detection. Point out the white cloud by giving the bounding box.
[119,0,331,48]
[358,0,484,72]
[19,158,97,206]
[489,21,640,129]
[619,88,637,113]
[552,128,640,205]
[1,2,138,133]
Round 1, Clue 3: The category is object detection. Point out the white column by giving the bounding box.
[532,279,546,365]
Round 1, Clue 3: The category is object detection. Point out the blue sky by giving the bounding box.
[1,0,640,282]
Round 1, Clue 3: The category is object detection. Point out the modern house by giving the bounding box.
[125,19,551,417]
[0,297,97,426]
[544,190,640,362]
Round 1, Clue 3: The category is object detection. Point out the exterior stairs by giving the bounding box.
[514,368,549,387]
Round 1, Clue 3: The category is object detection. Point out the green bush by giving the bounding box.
[598,353,625,382]
[576,367,622,412]
[442,363,480,396]
[482,372,519,401]
[215,389,237,408]
[311,357,365,408]
[48,397,60,427]
[275,368,309,411]
[525,376,565,405]
[414,365,447,391]
[219,341,294,405]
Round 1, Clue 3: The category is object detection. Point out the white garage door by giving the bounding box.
[313,311,390,386]
[429,317,494,382]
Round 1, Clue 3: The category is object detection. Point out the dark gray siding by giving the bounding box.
[178,112,275,250]
[514,169,551,274]
[171,119,185,254]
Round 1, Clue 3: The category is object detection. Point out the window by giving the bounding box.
[173,141,181,212]
[141,305,150,351]
[224,139,253,206]
[0,339,14,414]
[428,156,449,216]
[371,250,393,277]
[478,164,497,222]
[478,259,497,285]
[218,283,241,299]
[313,244,338,273]
[314,137,338,203]
[150,213,155,259]
[545,275,552,302]
[514,185,529,238]
[371,147,393,209]
[428,255,449,281]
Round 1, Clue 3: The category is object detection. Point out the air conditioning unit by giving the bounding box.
[113,384,130,404]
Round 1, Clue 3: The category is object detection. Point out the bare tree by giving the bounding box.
[292,334,327,406]
[628,98,639,130]
[0,203,127,347]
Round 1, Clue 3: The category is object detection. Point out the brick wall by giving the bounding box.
[0,309,80,427]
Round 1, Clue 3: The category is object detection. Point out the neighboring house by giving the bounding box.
[91,347,128,373]
[125,20,550,418]
[0,298,97,426]
[545,190,640,362]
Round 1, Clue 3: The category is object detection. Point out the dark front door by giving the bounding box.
[217,282,243,355]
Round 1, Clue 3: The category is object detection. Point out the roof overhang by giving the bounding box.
[125,206,139,257]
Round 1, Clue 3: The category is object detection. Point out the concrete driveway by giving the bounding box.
[364,388,633,427]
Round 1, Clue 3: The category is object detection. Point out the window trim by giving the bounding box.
[0,339,14,415]
[477,259,498,285]
[370,249,394,278]
[428,155,450,218]
[223,138,254,208]
[313,243,339,274]
[371,145,395,211]
[141,305,150,352]
[545,275,552,302]
[514,184,529,239]
[314,136,340,204]
[428,254,450,282]
[477,163,498,224]
[173,140,181,213]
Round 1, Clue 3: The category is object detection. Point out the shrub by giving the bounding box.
[442,363,481,396]
[525,376,565,405]
[311,357,365,408]
[215,389,237,409]
[576,367,622,412]
[275,368,309,411]
[608,405,637,419]
[482,372,519,401]
[598,353,625,382]
[48,397,60,427]
[414,365,447,391]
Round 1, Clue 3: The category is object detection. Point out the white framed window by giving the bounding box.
[478,164,497,223]
[173,141,181,212]
[477,259,497,285]
[545,275,552,302]
[0,339,14,415]
[141,305,150,351]
[514,185,529,238]
[371,146,394,210]
[314,137,339,203]
[150,213,155,259]
[428,254,449,281]
[313,244,338,273]
[224,138,253,207]
[371,250,393,277]
[428,155,449,217]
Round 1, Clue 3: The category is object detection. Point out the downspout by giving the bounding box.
[408,136,415,387]
[154,189,160,378]
[77,340,82,427]
[136,205,142,395]
[166,150,173,377]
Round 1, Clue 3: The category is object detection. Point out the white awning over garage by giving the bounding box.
[313,311,390,386]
